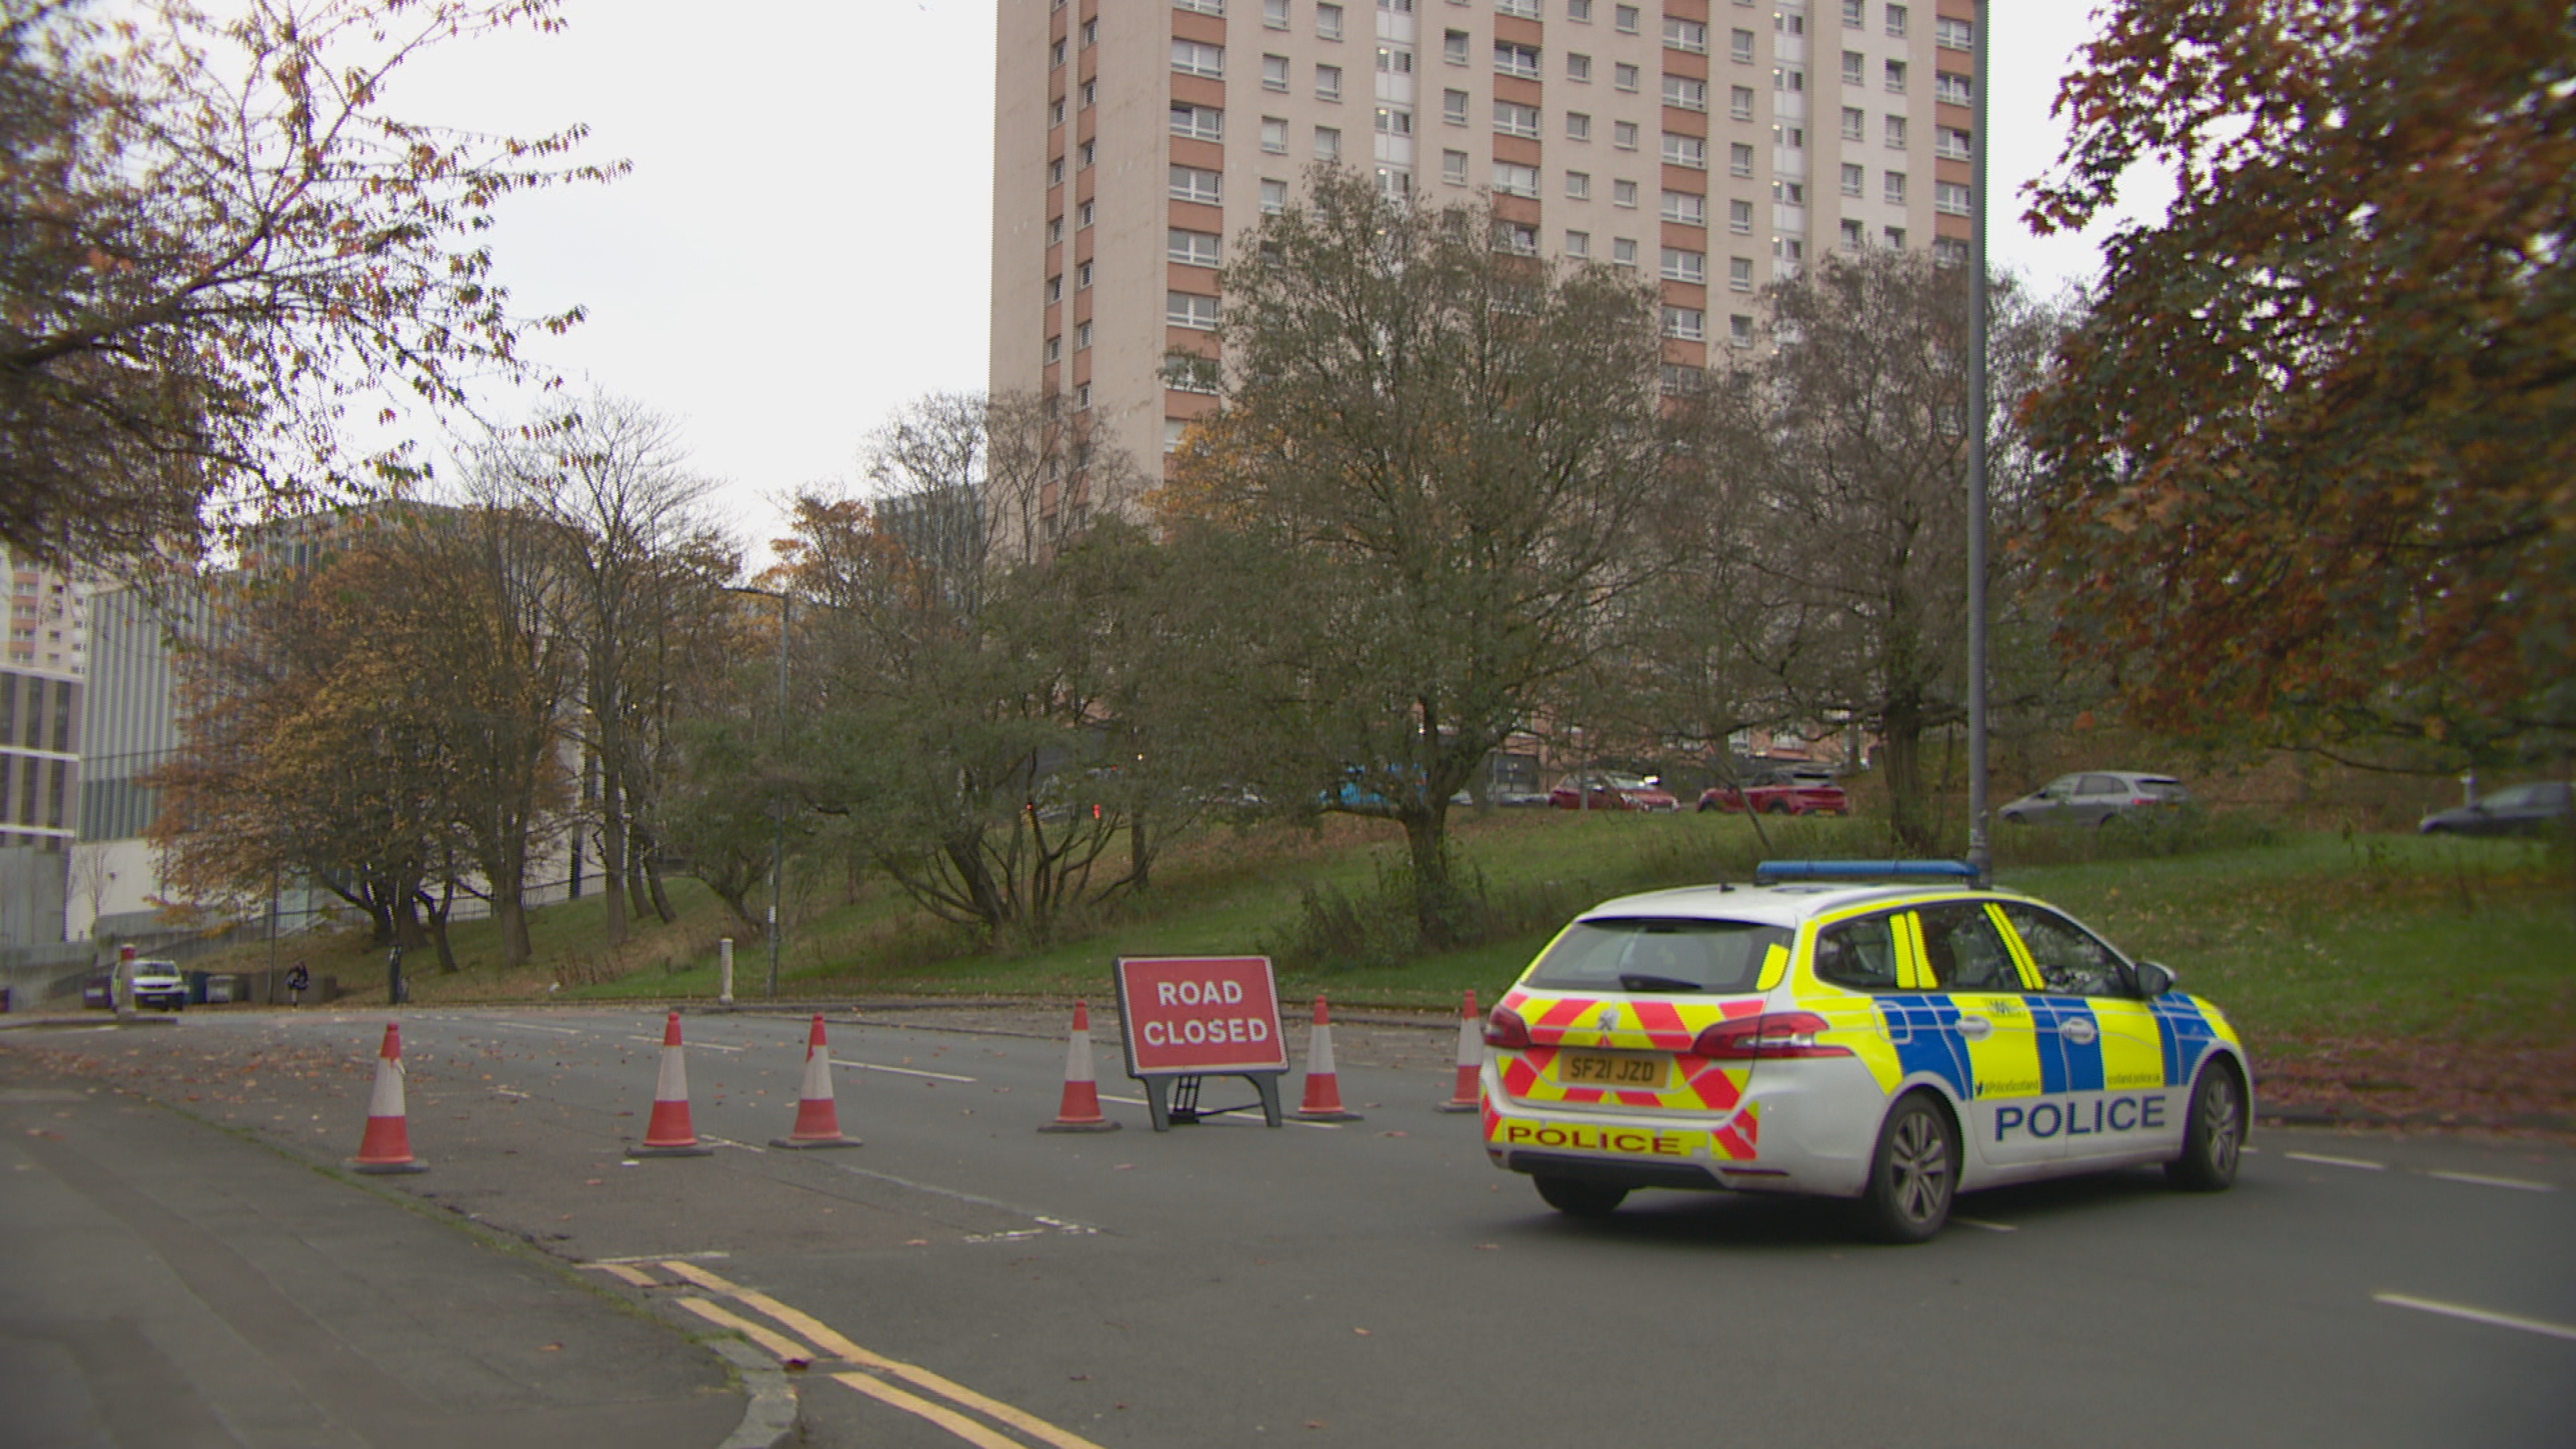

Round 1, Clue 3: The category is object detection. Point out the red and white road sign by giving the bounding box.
[1115,957,1288,1076]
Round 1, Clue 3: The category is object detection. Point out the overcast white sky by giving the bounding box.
[394,1,2159,564]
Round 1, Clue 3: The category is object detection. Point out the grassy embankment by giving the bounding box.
[200,812,2570,1063]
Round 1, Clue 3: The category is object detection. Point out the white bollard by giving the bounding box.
[718,938,735,1008]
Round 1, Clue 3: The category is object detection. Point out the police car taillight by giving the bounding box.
[1690,1012,1851,1060]
[1484,1005,1532,1050]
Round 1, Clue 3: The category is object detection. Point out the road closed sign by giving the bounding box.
[1114,957,1288,1077]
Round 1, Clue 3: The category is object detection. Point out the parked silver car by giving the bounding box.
[1999,771,2192,826]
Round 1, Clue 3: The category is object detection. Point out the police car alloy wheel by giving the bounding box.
[1860,1094,1957,1242]
[2166,1063,2246,1192]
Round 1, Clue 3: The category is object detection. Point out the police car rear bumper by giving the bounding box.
[1483,1061,1884,1199]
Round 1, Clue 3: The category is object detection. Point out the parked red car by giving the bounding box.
[1548,771,1680,812]
[1697,777,1850,816]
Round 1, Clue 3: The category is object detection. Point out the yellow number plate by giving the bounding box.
[1558,1051,1666,1089]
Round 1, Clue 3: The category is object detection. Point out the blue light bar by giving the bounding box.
[1754,859,1981,885]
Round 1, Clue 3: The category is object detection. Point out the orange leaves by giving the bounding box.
[2027,0,2575,767]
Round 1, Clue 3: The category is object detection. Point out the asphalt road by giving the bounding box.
[9,1003,2573,1448]
[0,1029,746,1449]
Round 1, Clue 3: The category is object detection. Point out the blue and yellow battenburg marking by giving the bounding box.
[2151,994,2229,1087]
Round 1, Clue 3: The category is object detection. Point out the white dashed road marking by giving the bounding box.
[829,1057,978,1083]
[627,1034,744,1053]
[2285,1151,2386,1171]
[1951,1217,2019,1233]
[2374,1294,2576,1343]
[2426,1171,2557,1193]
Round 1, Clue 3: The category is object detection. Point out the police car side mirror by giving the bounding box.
[2135,961,2178,999]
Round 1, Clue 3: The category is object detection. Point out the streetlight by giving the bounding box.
[1964,0,1994,886]
[724,584,790,999]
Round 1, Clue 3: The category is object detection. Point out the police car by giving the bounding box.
[1480,861,2249,1241]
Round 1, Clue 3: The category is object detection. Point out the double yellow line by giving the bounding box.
[591,1258,1108,1449]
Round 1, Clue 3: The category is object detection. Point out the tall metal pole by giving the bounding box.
[266,863,281,985]
[1964,0,1994,885]
[768,592,788,1000]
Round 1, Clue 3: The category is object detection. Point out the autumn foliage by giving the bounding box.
[2024,0,2575,768]
[0,0,621,569]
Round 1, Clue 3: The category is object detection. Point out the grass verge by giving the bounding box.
[165,810,2572,1130]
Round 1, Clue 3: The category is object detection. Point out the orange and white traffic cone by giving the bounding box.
[350,1022,427,1175]
[1436,988,1482,1112]
[1039,1000,1120,1133]
[1289,994,1362,1122]
[771,1013,859,1149]
[632,1010,715,1157]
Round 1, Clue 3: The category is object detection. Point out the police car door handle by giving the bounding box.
[1955,1015,1994,1040]
[2059,1018,2099,1046]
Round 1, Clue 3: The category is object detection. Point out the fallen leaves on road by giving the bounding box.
[2253,1032,2576,1141]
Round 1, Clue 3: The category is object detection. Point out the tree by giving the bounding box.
[477,395,735,949]
[759,394,1163,944]
[1691,250,2063,850]
[2025,0,2576,769]
[659,690,792,941]
[1163,170,1683,945]
[375,500,576,967]
[150,527,472,951]
[0,0,622,570]
[147,489,710,967]
[68,840,112,936]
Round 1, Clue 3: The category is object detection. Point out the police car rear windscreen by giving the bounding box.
[1525,920,1792,994]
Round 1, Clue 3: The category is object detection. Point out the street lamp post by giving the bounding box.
[1964,0,1994,886]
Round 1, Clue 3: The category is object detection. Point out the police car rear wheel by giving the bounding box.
[1534,1176,1628,1218]
[1858,1094,1956,1243]
[2166,1063,2245,1192]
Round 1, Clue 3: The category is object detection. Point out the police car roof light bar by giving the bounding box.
[1754,859,1982,887]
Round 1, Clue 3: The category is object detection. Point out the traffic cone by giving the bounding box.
[1436,988,1482,1112]
[632,1010,716,1157]
[1289,994,1362,1122]
[350,1022,428,1174]
[771,1013,859,1149]
[1039,1000,1120,1133]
